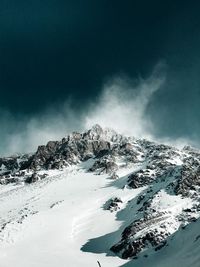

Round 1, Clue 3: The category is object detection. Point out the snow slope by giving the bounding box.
[1,125,200,267]
[0,161,142,267]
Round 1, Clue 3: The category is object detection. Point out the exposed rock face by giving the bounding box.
[111,213,170,258]
[0,125,136,183]
[104,197,123,212]
[174,164,200,197]
[108,142,200,259]
[0,154,31,184]
[25,173,40,184]
[28,126,112,171]
[89,158,118,174]
[0,157,18,172]
[24,173,48,184]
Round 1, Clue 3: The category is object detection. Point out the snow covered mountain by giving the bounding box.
[0,124,200,267]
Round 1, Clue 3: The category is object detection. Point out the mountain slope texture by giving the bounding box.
[0,125,200,267]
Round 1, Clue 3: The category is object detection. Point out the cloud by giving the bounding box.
[85,62,166,139]
[0,61,195,157]
[85,62,197,149]
[0,101,86,156]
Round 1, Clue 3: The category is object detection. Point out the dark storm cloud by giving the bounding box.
[1,0,200,155]
[0,0,182,112]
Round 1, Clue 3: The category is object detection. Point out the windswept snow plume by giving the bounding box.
[85,62,196,148]
[85,62,166,139]
[0,61,194,156]
[0,63,167,156]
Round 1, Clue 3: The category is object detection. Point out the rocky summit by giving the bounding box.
[1,125,200,266]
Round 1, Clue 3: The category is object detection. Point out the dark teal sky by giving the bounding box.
[0,0,200,154]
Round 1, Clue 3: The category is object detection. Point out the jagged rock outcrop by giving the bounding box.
[89,158,118,174]
[104,197,123,212]
[109,142,200,259]
[110,212,170,258]
[0,125,135,183]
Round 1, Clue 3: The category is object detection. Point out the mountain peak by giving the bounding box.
[84,124,104,140]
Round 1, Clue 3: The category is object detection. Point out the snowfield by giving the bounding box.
[0,162,142,267]
[1,161,200,267]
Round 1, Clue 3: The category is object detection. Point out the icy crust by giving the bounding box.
[1,125,200,265]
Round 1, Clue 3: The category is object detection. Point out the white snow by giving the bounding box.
[151,189,193,213]
[0,163,143,267]
[166,156,183,166]
[0,147,200,267]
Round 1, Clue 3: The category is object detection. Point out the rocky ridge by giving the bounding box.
[0,124,136,184]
